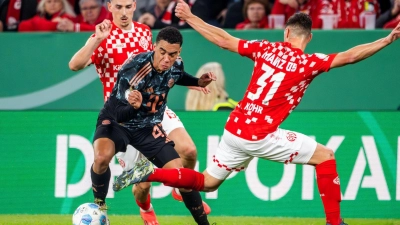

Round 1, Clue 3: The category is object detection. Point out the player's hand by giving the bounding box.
[175,0,193,21]
[188,86,211,94]
[95,19,112,41]
[198,72,216,87]
[127,90,142,109]
[0,20,3,32]
[386,22,400,43]
[138,13,156,27]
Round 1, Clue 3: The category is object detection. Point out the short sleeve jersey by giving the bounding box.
[91,21,153,102]
[225,40,337,141]
[103,52,186,131]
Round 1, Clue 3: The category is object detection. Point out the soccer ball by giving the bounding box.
[72,203,108,225]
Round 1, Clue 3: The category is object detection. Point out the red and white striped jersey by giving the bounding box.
[91,21,153,101]
[225,40,337,141]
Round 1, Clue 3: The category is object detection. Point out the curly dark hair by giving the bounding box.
[156,26,183,46]
[285,12,312,37]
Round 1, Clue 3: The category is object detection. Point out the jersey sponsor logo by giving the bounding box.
[243,102,263,114]
[286,132,297,141]
[127,50,139,59]
[115,43,126,48]
[113,65,122,71]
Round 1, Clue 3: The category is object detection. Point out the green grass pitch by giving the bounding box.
[0,215,400,225]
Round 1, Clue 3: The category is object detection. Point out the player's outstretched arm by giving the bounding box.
[175,0,240,53]
[331,22,400,69]
[69,19,112,71]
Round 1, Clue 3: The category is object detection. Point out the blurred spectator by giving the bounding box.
[193,0,231,27]
[138,0,208,29]
[377,0,392,15]
[236,0,270,29]
[223,0,246,28]
[186,62,237,111]
[331,0,380,28]
[134,0,155,21]
[376,0,400,28]
[271,0,332,29]
[56,0,110,32]
[18,0,76,32]
[0,0,38,31]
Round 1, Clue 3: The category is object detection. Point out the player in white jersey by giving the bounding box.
[68,0,210,224]
[112,1,400,225]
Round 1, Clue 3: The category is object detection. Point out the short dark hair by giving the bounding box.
[156,26,183,46]
[285,13,312,37]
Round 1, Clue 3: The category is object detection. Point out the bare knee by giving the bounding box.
[308,144,336,165]
[179,143,197,162]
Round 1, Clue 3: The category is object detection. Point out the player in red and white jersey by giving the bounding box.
[91,20,153,102]
[224,40,335,141]
[68,0,211,224]
[114,2,400,225]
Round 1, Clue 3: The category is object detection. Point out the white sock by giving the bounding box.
[140,204,153,212]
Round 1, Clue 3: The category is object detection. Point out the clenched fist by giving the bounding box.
[198,72,217,87]
[127,90,143,109]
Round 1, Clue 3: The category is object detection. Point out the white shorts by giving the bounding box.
[206,128,317,180]
[115,106,184,171]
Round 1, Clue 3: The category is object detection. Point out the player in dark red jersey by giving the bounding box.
[112,1,400,225]
[68,0,210,224]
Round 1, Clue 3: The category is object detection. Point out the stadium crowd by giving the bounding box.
[0,0,399,32]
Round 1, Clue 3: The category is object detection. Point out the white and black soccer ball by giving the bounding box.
[72,203,108,225]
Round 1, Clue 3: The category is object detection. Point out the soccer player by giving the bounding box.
[113,1,400,225]
[68,0,210,224]
[95,26,215,225]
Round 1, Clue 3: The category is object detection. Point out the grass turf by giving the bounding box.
[0,215,400,225]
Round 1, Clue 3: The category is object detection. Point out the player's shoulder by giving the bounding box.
[243,39,270,46]
[306,52,331,60]
[121,51,152,71]
[133,21,152,32]
[172,56,184,71]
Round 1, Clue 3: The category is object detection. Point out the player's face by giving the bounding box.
[153,40,181,72]
[108,0,136,30]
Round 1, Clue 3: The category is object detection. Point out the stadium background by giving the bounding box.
[0,30,399,219]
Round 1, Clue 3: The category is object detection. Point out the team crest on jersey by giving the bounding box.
[286,132,297,142]
[168,78,175,88]
[139,36,149,50]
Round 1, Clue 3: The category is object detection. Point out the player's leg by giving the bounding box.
[115,146,158,224]
[308,144,345,225]
[161,107,211,213]
[256,128,344,225]
[135,128,251,193]
[162,107,197,169]
[152,138,209,225]
[91,118,130,225]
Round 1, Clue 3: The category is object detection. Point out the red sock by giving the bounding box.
[135,193,151,211]
[147,168,204,191]
[316,159,342,225]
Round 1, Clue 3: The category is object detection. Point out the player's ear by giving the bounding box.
[307,33,313,43]
[284,27,290,40]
